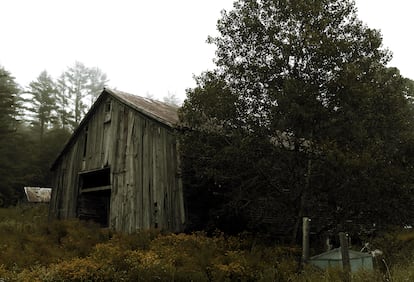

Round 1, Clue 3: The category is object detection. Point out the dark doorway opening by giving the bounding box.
[77,168,111,227]
[78,190,111,227]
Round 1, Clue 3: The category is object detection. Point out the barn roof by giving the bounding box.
[106,88,179,127]
[51,88,180,170]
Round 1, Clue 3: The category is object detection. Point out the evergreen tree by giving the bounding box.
[58,62,108,128]
[0,66,19,135]
[61,62,90,126]
[0,66,22,206]
[163,92,181,106]
[87,66,108,104]
[56,73,74,130]
[25,70,58,140]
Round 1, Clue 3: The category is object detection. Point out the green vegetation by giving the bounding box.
[180,0,414,240]
[2,205,414,281]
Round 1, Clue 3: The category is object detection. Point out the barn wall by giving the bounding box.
[50,95,185,232]
[49,131,84,219]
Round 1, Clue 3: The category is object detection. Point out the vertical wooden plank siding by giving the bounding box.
[50,94,185,233]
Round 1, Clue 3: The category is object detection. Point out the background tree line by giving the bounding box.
[23,61,108,135]
[0,62,108,206]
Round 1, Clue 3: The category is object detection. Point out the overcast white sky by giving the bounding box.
[1,0,413,102]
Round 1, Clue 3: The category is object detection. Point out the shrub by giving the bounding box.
[106,228,160,251]
[372,228,414,266]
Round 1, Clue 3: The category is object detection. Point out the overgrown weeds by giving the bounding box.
[0,205,111,269]
[0,206,413,281]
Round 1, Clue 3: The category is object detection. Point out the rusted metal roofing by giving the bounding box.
[106,88,179,127]
[24,187,52,203]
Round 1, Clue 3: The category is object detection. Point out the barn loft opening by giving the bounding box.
[77,168,111,227]
[80,167,111,191]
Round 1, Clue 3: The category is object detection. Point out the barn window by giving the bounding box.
[83,125,88,158]
[104,101,112,123]
[78,167,111,226]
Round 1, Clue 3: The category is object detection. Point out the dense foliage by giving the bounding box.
[180,0,414,241]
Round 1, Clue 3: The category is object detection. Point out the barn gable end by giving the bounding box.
[49,89,185,233]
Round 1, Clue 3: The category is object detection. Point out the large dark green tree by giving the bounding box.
[180,0,414,240]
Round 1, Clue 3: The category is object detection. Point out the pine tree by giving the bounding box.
[25,70,58,140]
[0,66,21,206]
[0,66,19,135]
[58,62,108,128]
[56,73,74,130]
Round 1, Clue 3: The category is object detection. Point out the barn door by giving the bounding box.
[77,168,111,227]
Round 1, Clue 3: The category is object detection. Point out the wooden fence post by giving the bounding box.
[339,232,351,281]
[302,217,310,265]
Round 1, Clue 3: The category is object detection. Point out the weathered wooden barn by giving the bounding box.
[49,88,185,233]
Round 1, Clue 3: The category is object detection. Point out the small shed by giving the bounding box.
[24,187,52,203]
[309,248,373,272]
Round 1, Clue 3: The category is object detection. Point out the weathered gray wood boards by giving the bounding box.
[49,89,185,233]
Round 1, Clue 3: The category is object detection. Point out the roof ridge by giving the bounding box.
[104,88,179,127]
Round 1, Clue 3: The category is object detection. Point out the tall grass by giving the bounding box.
[0,205,412,281]
[0,205,111,269]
